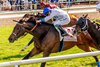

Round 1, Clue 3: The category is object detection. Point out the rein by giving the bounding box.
[24,24,38,34]
[31,23,38,31]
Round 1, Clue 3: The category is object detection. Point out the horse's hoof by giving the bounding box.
[21,49,24,51]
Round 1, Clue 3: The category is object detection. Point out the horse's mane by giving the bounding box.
[87,18,97,27]
[25,14,54,27]
[69,14,78,20]
[41,22,54,27]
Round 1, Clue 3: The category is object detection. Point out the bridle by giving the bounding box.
[81,19,88,31]
[76,17,89,32]
[13,13,43,38]
[19,17,39,32]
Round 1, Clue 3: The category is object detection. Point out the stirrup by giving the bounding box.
[62,33,67,36]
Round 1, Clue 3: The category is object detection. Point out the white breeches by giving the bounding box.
[53,15,70,26]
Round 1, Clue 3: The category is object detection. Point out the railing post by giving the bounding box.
[15,65,19,67]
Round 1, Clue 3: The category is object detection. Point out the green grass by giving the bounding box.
[0,26,100,67]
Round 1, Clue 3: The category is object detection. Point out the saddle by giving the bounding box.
[63,26,74,37]
[56,25,75,41]
[58,26,77,52]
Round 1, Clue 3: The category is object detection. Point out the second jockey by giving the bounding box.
[36,7,70,36]
[96,2,100,13]
[40,2,59,9]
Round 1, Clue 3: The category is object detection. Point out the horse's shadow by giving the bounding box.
[86,62,97,67]
[1,54,25,60]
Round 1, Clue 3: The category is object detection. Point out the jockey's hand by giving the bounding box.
[36,20,41,24]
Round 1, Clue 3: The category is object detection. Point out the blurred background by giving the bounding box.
[0,0,98,11]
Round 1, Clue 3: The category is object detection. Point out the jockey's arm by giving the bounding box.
[41,12,55,23]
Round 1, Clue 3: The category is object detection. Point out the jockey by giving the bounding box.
[40,2,59,9]
[39,2,59,17]
[36,7,70,36]
[96,2,100,13]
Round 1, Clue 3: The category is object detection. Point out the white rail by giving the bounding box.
[0,51,100,67]
[0,5,97,19]
[0,9,97,19]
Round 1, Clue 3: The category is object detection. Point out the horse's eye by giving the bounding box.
[82,21,84,24]
[17,27,20,30]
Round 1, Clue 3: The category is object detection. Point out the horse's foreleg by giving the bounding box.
[41,50,51,67]
[92,51,100,67]
[21,37,34,51]
[23,47,41,59]
[77,44,99,64]
[21,49,40,66]
[89,43,100,50]
[91,50,99,62]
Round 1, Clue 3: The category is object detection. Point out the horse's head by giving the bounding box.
[34,12,46,20]
[74,14,88,34]
[8,14,36,43]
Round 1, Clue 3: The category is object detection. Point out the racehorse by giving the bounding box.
[8,14,99,67]
[21,13,78,51]
[74,14,100,49]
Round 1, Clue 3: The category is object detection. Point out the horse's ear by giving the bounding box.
[23,14,30,18]
[82,14,88,18]
[29,16,36,21]
[13,20,18,22]
[84,14,88,18]
[82,14,84,17]
[38,12,41,14]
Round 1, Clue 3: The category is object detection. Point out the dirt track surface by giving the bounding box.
[0,12,100,26]
[0,17,21,26]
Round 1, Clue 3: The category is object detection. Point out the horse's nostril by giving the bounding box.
[8,38,13,42]
[10,38,12,41]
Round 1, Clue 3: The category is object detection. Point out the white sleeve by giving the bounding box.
[44,12,55,22]
[96,3,100,10]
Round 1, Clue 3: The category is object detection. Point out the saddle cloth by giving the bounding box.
[57,26,77,42]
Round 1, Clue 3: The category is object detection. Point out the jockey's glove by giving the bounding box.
[36,20,41,24]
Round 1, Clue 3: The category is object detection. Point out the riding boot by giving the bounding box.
[57,25,67,36]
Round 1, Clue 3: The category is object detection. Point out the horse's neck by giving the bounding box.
[88,20,97,32]
[87,20,95,33]
[32,24,54,38]
[87,20,100,44]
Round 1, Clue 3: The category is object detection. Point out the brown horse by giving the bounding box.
[74,14,100,49]
[21,13,78,51]
[8,14,99,67]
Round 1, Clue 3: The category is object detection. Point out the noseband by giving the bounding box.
[12,33,17,37]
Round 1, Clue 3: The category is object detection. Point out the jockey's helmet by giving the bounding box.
[43,7,51,15]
